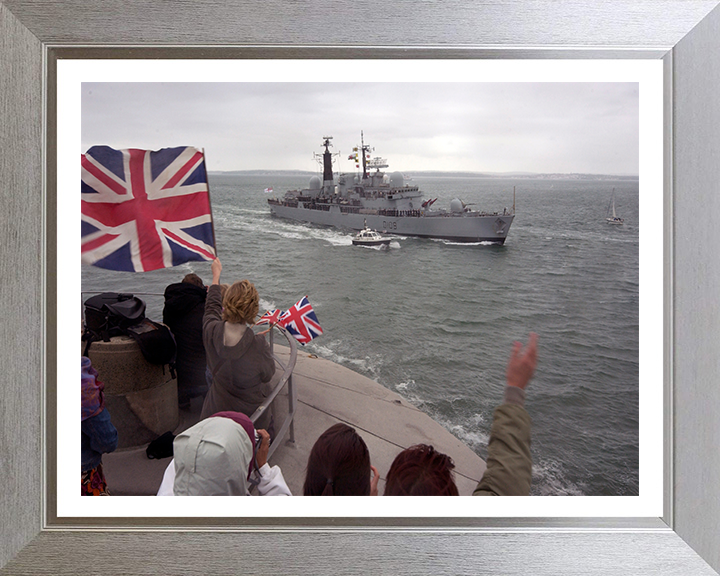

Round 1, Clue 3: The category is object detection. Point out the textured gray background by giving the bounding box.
[1,1,719,574]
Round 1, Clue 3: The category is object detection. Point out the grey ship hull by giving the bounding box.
[269,202,514,243]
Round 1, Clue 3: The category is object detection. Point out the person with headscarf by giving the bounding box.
[81,356,118,495]
[156,411,290,496]
[200,258,276,432]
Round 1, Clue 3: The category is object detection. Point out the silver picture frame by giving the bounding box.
[2,1,719,573]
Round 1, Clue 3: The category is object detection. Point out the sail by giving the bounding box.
[606,188,623,225]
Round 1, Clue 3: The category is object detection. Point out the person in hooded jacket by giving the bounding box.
[163,273,208,407]
[156,411,290,496]
[199,258,276,432]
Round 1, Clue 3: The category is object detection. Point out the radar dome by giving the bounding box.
[389,172,404,187]
[309,175,322,190]
[450,198,465,213]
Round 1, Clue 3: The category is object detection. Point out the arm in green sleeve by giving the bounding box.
[473,401,532,496]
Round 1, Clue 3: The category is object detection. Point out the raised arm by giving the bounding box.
[203,259,225,338]
[210,257,222,285]
[473,333,537,496]
[506,332,538,391]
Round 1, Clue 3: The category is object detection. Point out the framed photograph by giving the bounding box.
[63,59,661,520]
[2,1,719,574]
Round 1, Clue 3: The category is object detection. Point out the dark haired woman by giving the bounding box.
[384,444,459,496]
[303,423,379,496]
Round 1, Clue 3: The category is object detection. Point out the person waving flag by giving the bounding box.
[81,145,216,272]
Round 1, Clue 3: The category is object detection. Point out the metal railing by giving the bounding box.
[251,325,298,460]
[81,290,299,458]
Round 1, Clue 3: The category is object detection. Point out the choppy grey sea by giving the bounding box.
[82,173,639,496]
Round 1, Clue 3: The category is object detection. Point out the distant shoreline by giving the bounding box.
[209,170,638,181]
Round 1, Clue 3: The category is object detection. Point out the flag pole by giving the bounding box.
[203,148,218,257]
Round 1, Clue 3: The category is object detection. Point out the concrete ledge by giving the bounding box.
[102,345,487,495]
[84,335,179,449]
[269,346,487,496]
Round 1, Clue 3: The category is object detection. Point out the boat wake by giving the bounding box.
[214,203,352,247]
[267,219,355,246]
[430,238,496,247]
[230,212,357,247]
[355,241,401,251]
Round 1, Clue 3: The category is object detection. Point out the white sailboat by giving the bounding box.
[606,189,624,225]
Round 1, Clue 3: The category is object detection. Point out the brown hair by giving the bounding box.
[384,444,459,496]
[182,273,204,288]
[221,280,259,324]
[303,423,371,496]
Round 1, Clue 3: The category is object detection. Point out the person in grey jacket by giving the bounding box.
[200,258,276,432]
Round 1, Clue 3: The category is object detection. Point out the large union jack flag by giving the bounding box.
[81,145,216,272]
[278,296,323,345]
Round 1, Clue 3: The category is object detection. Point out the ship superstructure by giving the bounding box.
[268,134,514,244]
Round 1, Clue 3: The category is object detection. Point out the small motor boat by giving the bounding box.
[352,224,391,247]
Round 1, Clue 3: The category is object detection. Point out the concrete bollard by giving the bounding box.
[84,335,179,449]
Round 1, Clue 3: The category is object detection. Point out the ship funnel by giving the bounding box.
[322,137,334,184]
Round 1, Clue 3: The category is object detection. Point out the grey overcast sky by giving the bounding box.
[82,82,639,175]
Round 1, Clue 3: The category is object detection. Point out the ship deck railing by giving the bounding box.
[81,291,299,460]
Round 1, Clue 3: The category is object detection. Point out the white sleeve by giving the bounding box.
[156,459,176,496]
[256,463,292,496]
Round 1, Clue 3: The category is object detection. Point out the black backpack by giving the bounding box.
[125,319,177,368]
[83,292,146,344]
[82,294,176,376]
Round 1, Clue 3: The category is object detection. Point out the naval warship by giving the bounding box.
[268,134,515,244]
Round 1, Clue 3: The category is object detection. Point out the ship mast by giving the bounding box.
[360,131,371,180]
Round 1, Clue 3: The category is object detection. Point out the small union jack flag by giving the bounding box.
[256,309,282,326]
[81,145,216,272]
[278,296,323,345]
